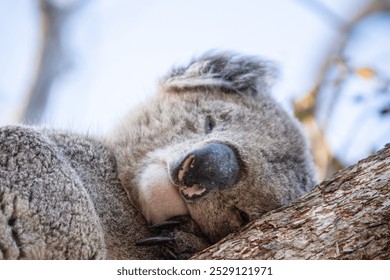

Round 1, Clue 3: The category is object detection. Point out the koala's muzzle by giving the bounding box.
[170,143,240,200]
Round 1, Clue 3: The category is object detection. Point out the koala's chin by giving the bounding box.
[136,160,189,224]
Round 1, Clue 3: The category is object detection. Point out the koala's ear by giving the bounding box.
[158,51,277,97]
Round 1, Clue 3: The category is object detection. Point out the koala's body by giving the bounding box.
[0,52,316,259]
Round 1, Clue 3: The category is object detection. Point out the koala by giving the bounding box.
[0,51,316,260]
[108,51,317,258]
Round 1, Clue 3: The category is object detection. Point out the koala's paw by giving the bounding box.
[136,216,210,260]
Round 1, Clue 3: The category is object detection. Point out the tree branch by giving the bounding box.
[192,144,390,259]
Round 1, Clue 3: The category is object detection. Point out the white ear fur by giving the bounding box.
[159,51,276,96]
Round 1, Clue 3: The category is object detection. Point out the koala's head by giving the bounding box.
[111,51,317,246]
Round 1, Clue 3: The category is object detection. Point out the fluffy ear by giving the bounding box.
[159,51,277,96]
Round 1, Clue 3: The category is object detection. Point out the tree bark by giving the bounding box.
[192,144,390,260]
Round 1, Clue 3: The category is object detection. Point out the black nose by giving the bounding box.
[170,143,240,200]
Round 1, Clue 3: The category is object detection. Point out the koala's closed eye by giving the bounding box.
[204,115,215,134]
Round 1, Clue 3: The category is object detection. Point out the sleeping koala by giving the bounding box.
[0,51,316,259]
[108,51,317,258]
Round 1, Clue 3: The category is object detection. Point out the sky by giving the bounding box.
[0,0,388,165]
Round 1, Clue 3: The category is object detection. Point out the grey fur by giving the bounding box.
[0,51,316,259]
[0,127,156,259]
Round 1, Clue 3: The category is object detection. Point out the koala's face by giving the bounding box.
[112,52,316,247]
[114,93,314,243]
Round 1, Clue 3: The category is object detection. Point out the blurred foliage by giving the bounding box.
[294,88,345,180]
[294,0,390,180]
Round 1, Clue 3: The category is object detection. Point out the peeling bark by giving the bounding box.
[192,144,390,260]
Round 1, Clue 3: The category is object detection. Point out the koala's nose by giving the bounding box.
[170,143,240,200]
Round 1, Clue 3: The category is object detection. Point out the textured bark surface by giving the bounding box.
[192,144,390,260]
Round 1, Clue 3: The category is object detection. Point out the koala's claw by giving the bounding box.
[148,220,183,231]
[136,218,185,248]
[135,236,175,246]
